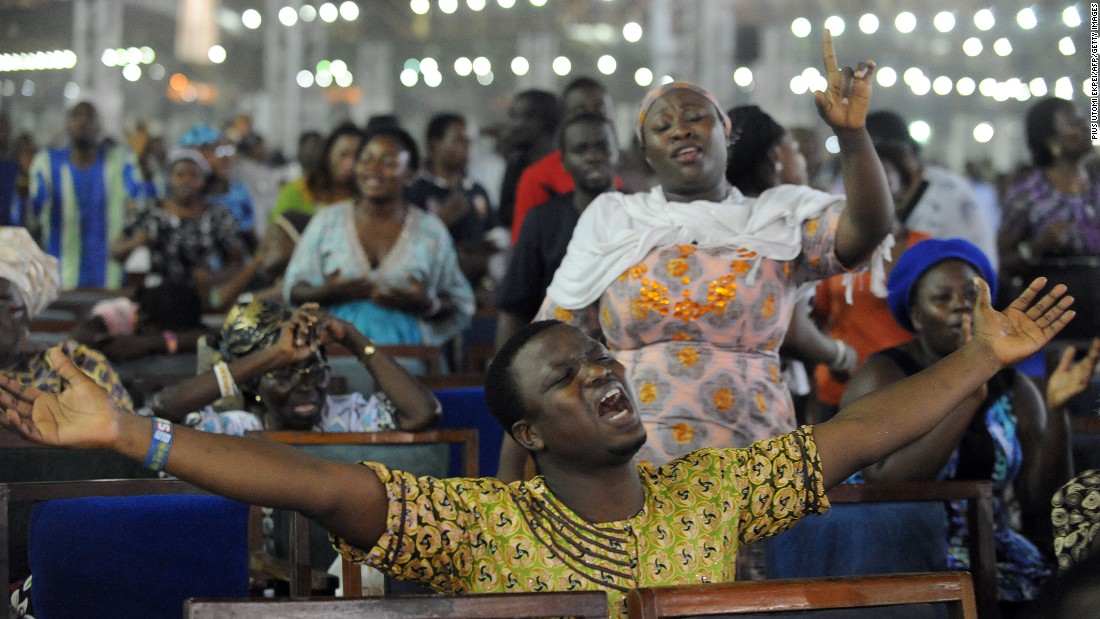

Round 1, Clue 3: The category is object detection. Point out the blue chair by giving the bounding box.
[2,479,249,619]
[763,481,996,619]
[434,386,501,478]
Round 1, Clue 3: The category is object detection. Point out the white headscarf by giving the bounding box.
[0,227,60,318]
[547,184,876,309]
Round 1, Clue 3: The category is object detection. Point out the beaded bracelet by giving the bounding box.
[143,418,173,472]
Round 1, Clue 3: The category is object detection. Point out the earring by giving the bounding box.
[775,162,784,173]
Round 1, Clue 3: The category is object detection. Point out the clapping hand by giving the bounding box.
[813,30,876,131]
[972,277,1075,367]
[1046,338,1100,410]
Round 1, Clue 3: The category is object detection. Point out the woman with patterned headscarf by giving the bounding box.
[145,299,439,434]
[0,226,131,412]
[499,33,894,480]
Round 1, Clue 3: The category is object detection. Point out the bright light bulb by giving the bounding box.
[1064,6,1082,27]
[122,64,141,82]
[635,67,653,87]
[476,71,494,85]
[400,69,418,87]
[963,38,983,56]
[1060,37,1076,55]
[1029,77,1048,96]
[278,7,298,26]
[623,22,643,42]
[974,9,994,31]
[956,77,976,96]
[876,66,897,87]
[511,56,529,76]
[319,3,339,22]
[472,56,491,76]
[597,55,616,75]
[791,18,811,38]
[1055,76,1073,99]
[1017,7,1037,29]
[973,122,994,143]
[300,5,317,21]
[242,9,262,29]
[824,16,845,36]
[733,67,753,87]
[993,38,1012,56]
[895,12,916,33]
[296,70,313,88]
[411,0,430,14]
[454,57,472,76]
[468,0,486,10]
[859,14,879,34]
[932,76,953,95]
[790,76,808,95]
[423,71,441,87]
[909,120,931,143]
[207,45,226,64]
[419,57,437,74]
[933,11,955,32]
[339,2,359,20]
[552,56,571,76]
[439,0,458,13]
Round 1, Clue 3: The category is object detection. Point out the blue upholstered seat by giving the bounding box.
[28,494,249,619]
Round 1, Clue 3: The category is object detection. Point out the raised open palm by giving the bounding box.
[973,277,1075,367]
[0,348,122,449]
[813,30,876,131]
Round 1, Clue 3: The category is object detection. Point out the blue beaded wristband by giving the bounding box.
[143,418,173,472]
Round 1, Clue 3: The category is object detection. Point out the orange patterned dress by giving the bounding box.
[537,202,847,465]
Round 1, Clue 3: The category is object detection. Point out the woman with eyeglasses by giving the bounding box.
[145,299,440,433]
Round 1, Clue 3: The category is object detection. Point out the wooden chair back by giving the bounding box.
[327,343,444,376]
[626,571,977,619]
[827,481,996,619]
[184,591,609,618]
[251,429,478,596]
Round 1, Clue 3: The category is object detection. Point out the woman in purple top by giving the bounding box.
[1000,98,1100,270]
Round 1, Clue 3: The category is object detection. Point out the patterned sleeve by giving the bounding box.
[62,340,134,411]
[730,426,829,545]
[793,200,849,284]
[1000,178,1033,242]
[331,462,502,592]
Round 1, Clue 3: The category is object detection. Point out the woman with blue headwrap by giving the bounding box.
[841,237,1087,608]
[178,124,257,249]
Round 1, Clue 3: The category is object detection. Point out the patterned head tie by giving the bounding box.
[219,299,292,363]
[0,226,59,318]
[636,81,732,144]
[1052,469,1100,574]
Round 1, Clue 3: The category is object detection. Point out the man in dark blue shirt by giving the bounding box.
[494,113,619,347]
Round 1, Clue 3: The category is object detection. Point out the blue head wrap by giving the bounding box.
[178,124,221,148]
[887,238,998,333]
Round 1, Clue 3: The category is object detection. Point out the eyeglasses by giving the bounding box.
[264,354,331,390]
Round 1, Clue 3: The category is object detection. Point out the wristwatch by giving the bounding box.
[360,341,377,361]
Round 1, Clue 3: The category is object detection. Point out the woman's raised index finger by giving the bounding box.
[822,29,839,75]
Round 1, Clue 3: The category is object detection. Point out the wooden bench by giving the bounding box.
[185,590,608,618]
[626,572,977,618]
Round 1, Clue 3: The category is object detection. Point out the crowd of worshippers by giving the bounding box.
[1,35,1100,619]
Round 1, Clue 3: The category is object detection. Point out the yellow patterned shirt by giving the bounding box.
[333,426,829,618]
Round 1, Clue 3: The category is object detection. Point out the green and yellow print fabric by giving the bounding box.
[332,426,828,618]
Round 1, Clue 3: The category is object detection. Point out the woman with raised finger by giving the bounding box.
[498,32,894,478]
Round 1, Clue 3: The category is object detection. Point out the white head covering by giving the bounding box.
[0,227,60,318]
